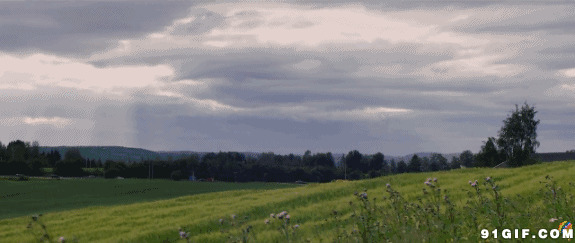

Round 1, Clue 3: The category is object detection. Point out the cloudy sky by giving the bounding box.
[0,1,573,155]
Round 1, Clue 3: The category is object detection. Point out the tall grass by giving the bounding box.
[0,161,573,242]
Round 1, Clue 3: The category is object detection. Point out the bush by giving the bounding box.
[54,159,84,177]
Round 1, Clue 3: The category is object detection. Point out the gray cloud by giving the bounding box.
[0,1,191,56]
[1,1,574,155]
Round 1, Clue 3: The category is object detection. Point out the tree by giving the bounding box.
[345,150,363,172]
[397,160,407,173]
[459,150,474,168]
[496,103,540,167]
[407,155,421,173]
[54,148,85,177]
[475,137,504,167]
[369,152,384,172]
[450,156,461,170]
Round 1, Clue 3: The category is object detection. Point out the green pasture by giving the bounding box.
[1,161,574,242]
[0,179,297,220]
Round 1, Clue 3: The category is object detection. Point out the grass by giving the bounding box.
[0,178,297,220]
[0,161,574,242]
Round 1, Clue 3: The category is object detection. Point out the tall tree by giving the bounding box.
[496,103,540,167]
[475,137,504,167]
[407,154,422,173]
[459,150,474,168]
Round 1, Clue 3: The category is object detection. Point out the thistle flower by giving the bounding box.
[294,224,300,229]
[468,180,472,185]
[270,213,275,218]
[179,231,189,239]
[485,177,491,182]
[386,183,391,188]
[433,178,437,182]
[285,214,291,220]
[219,218,224,224]
[424,181,431,186]
[471,182,477,187]
[58,236,65,243]
[359,192,368,199]
[264,219,270,224]
[231,214,236,220]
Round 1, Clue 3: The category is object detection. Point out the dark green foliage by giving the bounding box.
[54,159,84,177]
[407,155,421,172]
[459,150,474,168]
[497,103,540,167]
[450,156,461,170]
[475,137,504,167]
[0,140,50,175]
[396,160,407,173]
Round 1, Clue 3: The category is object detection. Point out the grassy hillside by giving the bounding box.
[1,161,574,242]
[0,179,297,220]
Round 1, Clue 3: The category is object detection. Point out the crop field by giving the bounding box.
[0,179,297,220]
[1,161,574,242]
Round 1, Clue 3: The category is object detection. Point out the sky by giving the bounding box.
[0,1,574,156]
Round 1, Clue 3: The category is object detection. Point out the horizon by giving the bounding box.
[1,1,574,155]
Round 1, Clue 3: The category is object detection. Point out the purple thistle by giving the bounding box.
[58,236,65,243]
[433,178,437,182]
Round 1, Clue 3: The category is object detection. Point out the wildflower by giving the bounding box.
[359,192,368,199]
[433,178,437,182]
[277,211,287,219]
[179,231,188,239]
[58,236,65,243]
[231,214,236,220]
[471,180,477,187]
[485,177,491,182]
[294,224,300,229]
[468,180,472,185]
[270,213,275,218]
[386,183,391,188]
[549,218,559,223]
[264,219,270,224]
[286,214,291,220]
[424,181,431,186]
[219,218,224,224]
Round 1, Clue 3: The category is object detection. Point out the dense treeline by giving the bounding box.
[1,140,495,182]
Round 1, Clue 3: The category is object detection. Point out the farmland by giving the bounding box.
[1,161,574,242]
[0,179,297,220]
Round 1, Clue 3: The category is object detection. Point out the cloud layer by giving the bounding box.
[1,1,574,155]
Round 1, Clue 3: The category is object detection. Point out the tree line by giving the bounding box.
[0,139,483,182]
[0,103,548,181]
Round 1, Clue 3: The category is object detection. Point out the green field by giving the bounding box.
[1,161,574,242]
[0,179,297,220]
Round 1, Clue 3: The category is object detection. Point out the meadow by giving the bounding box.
[0,179,297,220]
[1,161,574,242]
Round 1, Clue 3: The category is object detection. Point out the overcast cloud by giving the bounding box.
[1,1,573,155]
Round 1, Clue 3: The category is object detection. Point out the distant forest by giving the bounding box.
[1,140,574,182]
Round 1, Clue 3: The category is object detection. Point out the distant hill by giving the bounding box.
[38,146,258,162]
[39,146,195,162]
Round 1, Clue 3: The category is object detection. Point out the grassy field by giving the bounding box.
[0,178,297,220]
[1,161,574,242]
